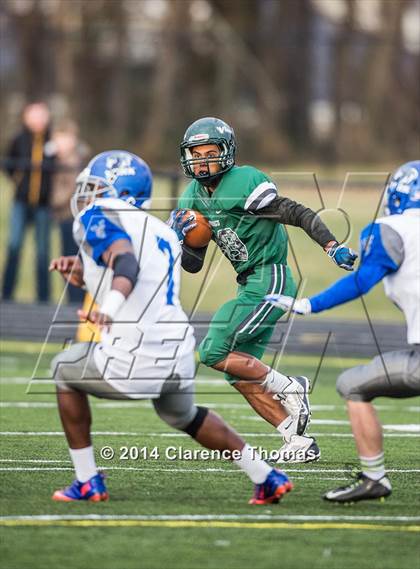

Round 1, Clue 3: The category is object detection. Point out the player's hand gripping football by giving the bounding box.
[49,255,85,288]
[168,209,197,243]
[325,241,358,271]
[264,294,312,315]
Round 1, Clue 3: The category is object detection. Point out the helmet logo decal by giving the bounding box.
[385,160,420,215]
[216,125,232,134]
[188,133,210,142]
[105,153,136,184]
[393,167,418,194]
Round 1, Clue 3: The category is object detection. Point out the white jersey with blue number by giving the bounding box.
[73,198,195,394]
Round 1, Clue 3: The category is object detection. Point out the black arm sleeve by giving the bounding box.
[254,196,336,248]
[181,244,208,273]
[113,252,139,288]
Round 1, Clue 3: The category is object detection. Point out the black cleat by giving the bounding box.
[323,472,392,504]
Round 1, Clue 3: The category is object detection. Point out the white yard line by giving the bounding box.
[0,466,346,480]
[382,424,420,432]
[0,459,420,472]
[0,402,151,409]
[1,514,419,522]
[0,378,29,384]
[1,377,230,387]
[0,459,72,463]
[1,400,419,412]
[1,431,419,438]
[240,417,420,431]
[0,461,418,473]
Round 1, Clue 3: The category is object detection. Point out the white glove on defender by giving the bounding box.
[264,294,312,315]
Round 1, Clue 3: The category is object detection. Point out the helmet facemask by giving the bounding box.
[180,139,235,183]
[71,172,117,218]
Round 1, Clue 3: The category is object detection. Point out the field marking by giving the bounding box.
[0,459,418,474]
[0,401,150,409]
[0,467,348,480]
[0,378,29,384]
[0,464,418,476]
[240,417,420,431]
[1,400,419,413]
[1,400,419,411]
[0,459,418,473]
[383,424,420,432]
[0,518,418,532]
[1,431,419,438]
[2,514,420,522]
[0,459,72,463]
[0,394,420,413]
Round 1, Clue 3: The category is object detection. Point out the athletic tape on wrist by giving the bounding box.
[100,290,126,320]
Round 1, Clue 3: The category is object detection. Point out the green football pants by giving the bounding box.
[198,263,297,384]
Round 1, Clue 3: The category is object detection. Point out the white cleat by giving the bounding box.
[276,435,321,464]
[275,375,311,436]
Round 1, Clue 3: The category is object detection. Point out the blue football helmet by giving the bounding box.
[384,160,420,215]
[71,150,153,217]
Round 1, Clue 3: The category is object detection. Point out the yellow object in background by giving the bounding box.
[76,293,101,342]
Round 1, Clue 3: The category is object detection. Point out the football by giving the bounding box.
[183,209,212,248]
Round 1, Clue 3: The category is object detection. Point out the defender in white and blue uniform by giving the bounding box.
[62,151,195,397]
[50,150,293,505]
[266,160,420,503]
[72,199,195,394]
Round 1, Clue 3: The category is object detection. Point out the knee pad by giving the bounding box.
[336,369,356,400]
[183,406,209,438]
[51,353,64,381]
[154,401,199,432]
[336,368,371,402]
[50,354,73,392]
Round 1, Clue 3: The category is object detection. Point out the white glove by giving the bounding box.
[264,294,312,315]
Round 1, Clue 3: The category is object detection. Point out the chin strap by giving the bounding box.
[195,172,223,186]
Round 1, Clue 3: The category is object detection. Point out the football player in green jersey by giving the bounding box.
[169,117,358,463]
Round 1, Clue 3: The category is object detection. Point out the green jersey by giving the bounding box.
[178,165,288,274]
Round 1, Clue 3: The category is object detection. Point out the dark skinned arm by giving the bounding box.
[78,238,135,329]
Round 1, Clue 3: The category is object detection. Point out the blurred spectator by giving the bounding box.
[50,120,89,303]
[2,101,54,302]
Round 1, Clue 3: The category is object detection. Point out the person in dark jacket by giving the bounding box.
[50,120,89,303]
[2,101,54,302]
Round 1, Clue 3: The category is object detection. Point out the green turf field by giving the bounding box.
[1,342,419,569]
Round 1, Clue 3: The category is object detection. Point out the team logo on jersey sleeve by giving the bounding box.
[215,228,248,262]
[361,233,374,258]
[90,218,107,239]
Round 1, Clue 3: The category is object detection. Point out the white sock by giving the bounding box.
[277,416,293,443]
[262,369,290,394]
[360,452,386,481]
[234,443,272,484]
[69,446,98,483]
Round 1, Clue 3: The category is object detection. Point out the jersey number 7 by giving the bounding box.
[157,237,175,305]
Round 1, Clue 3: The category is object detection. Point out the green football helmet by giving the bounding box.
[180,117,236,183]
